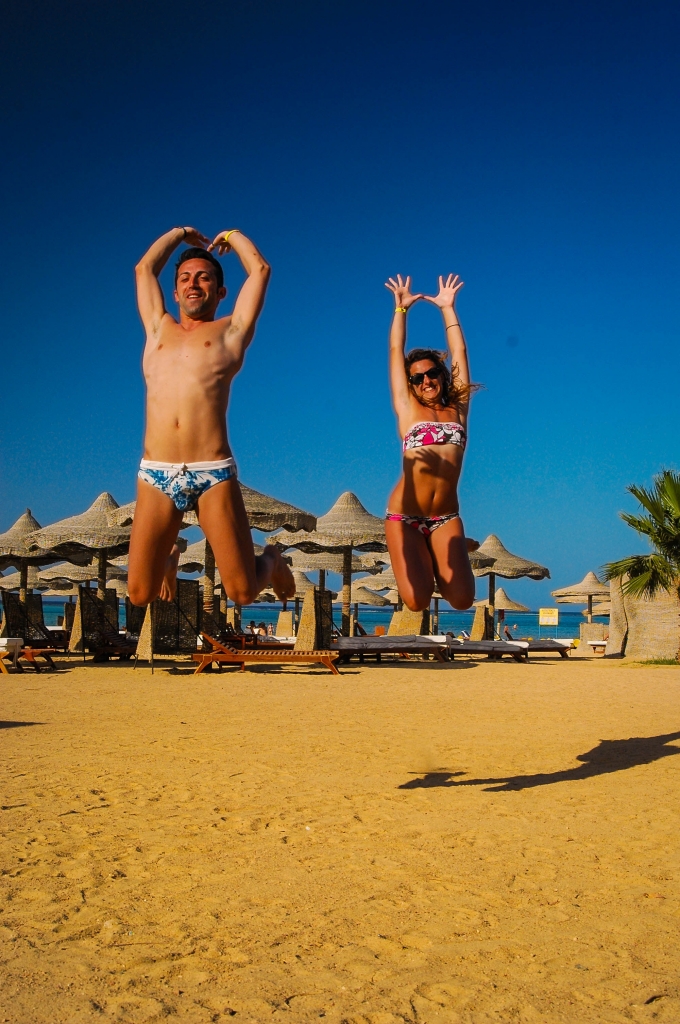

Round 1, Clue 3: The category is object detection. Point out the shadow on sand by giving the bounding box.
[399,730,680,792]
[0,721,43,730]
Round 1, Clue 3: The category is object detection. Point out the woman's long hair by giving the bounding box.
[404,348,482,408]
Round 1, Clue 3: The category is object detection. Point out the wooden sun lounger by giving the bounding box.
[332,635,447,663]
[19,647,58,672]
[448,639,528,662]
[524,639,572,659]
[193,633,340,675]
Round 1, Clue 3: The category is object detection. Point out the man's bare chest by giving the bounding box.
[144,324,235,383]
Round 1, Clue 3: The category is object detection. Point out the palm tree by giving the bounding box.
[603,469,680,600]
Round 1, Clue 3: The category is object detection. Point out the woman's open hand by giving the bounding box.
[385,274,423,310]
[424,274,464,309]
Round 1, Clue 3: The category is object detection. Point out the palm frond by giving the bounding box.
[602,553,678,599]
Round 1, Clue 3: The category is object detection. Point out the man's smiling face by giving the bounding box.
[174,258,226,320]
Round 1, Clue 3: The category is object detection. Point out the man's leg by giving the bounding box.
[196,478,295,604]
[128,479,185,606]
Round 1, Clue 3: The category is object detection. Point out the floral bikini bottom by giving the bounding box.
[385,510,460,538]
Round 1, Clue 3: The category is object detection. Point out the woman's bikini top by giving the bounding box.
[402,420,467,453]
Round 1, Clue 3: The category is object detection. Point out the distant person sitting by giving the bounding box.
[257,622,267,636]
[247,620,257,634]
[504,624,514,641]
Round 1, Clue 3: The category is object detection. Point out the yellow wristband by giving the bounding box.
[395,306,407,314]
[222,229,240,244]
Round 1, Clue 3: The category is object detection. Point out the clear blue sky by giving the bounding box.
[1,0,678,606]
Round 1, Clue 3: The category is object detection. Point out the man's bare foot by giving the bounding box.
[262,546,296,601]
[466,537,480,552]
[159,544,181,602]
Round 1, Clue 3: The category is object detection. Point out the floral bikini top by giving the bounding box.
[402,420,467,453]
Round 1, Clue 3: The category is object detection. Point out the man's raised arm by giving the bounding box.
[135,227,210,336]
[208,230,271,357]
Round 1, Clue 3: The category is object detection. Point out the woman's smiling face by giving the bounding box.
[408,360,443,402]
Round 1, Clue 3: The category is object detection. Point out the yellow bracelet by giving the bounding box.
[222,229,240,244]
[395,306,407,314]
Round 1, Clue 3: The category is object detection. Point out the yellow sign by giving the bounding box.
[539,607,559,625]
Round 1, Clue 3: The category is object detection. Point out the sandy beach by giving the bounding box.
[2,656,680,1023]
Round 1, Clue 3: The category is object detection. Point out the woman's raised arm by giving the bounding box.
[424,274,470,407]
[385,275,423,415]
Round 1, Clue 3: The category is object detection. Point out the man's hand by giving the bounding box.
[423,274,464,309]
[384,274,423,310]
[208,230,240,256]
[182,227,211,248]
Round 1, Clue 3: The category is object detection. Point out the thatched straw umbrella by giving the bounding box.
[39,560,127,588]
[472,535,549,637]
[589,601,610,617]
[0,565,48,592]
[552,571,610,624]
[276,491,387,636]
[333,582,390,634]
[110,485,315,533]
[474,586,529,636]
[26,493,130,601]
[0,510,63,603]
[286,549,388,621]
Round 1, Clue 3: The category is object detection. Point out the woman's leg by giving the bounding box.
[428,516,476,610]
[385,519,435,612]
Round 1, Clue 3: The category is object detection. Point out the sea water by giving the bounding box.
[42,598,601,639]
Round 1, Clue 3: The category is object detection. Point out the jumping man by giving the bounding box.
[128,226,295,606]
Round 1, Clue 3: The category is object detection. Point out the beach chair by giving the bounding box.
[193,632,340,675]
[332,634,448,663]
[448,638,528,662]
[523,638,572,659]
[69,586,135,661]
[0,590,59,671]
[135,579,201,670]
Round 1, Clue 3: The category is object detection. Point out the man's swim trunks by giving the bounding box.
[138,458,237,512]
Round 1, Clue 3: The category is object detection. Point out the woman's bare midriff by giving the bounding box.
[387,446,464,516]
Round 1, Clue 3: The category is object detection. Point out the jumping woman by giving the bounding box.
[384,273,480,612]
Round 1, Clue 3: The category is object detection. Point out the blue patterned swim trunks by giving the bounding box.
[138,458,237,512]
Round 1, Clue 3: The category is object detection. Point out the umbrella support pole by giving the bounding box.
[203,540,216,619]
[587,594,593,624]
[487,573,496,639]
[97,550,107,601]
[19,562,28,605]
[341,548,352,637]
[433,597,440,636]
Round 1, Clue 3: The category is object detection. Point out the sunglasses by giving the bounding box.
[409,365,443,386]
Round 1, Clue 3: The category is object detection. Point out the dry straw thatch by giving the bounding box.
[472,535,550,580]
[27,493,130,560]
[110,485,316,534]
[278,492,387,553]
[287,549,388,575]
[552,571,610,624]
[552,571,610,600]
[0,510,45,570]
[333,583,391,607]
[472,534,549,638]
[0,566,46,591]
[474,586,530,612]
[276,492,387,636]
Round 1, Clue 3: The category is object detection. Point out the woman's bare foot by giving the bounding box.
[260,546,296,601]
[466,537,480,552]
[159,544,181,602]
